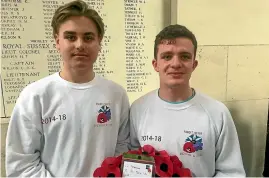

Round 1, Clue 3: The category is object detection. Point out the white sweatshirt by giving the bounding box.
[6,72,130,177]
[130,89,246,177]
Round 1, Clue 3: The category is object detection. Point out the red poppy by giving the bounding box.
[155,150,170,158]
[142,145,155,156]
[93,166,121,177]
[116,155,123,168]
[183,142,195,153]
[173,167,192,177]
[154,155,173,177]
[93,167,107,177]
[170,155,183,168]
[97,113,108,123]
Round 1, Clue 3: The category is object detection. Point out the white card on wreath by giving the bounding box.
[122,161,153,177]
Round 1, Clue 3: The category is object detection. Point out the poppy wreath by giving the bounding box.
[93,145,192,177]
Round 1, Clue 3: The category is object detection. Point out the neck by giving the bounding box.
[60,67,94,83]
[159,84,193,103]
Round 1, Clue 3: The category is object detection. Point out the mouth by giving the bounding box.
[72,53,88,57]
[168,72,185,76]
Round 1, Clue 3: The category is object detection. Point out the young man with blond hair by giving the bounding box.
[129,24,246,177]
[6,0,130,176]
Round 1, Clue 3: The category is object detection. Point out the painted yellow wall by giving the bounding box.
[173,0,269,176]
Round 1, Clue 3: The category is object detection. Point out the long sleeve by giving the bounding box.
[5,91,52,177]
[129,103,141,150]
[114,90,130,156]
[214,108,246,177]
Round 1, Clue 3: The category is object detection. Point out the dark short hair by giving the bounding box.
[51,0,105,39]
[154,24,197,59]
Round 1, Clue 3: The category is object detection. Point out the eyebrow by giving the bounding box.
[180,51,192,55]
[160,51,173,56]
[63,31,96,36]
[160,51,192,56]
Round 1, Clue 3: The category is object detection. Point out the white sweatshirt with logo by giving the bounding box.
[6,72,130,177]
[129,89,246,177]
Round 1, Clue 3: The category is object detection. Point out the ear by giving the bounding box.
[98,35,103,45]
[98,36,102,51]
[192,60,198,70]
[54,34,60,50]
[98,43,102,51]
[152,59,159,72]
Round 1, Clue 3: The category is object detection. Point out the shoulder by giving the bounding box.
[194,90,233,130]
[95,75,128,99]
[195,91,229,113]
[18,73,59,102]
[99,77,125,91]
[131,89,157,112]
[12,74,59,118]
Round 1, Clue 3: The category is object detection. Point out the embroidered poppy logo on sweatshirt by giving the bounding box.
[97,105,111,123]
[183,134,203,153]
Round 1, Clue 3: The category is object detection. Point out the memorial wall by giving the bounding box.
[1,0,171,122]
[0,1,171,176]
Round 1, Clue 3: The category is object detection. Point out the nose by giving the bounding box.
[171,56,182,68]
[75,38,85,50]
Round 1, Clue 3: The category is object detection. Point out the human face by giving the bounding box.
[152,37,198,89]
[55,16,101,74]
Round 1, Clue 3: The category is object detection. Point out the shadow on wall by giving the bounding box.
[228,107,252,176]
[162,0,172,28]
[225,99,269,177]
[263,104,269,177]
[1,123,8,177]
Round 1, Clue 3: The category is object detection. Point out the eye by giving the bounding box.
[181,54,191,61]
[161,54,172,61]
[64,35,76,41]
[85,36,94,41]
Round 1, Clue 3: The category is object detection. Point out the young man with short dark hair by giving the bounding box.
[129,24,246,177]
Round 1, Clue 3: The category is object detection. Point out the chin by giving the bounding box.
[166,79,186,88]
[73,62,91,70]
